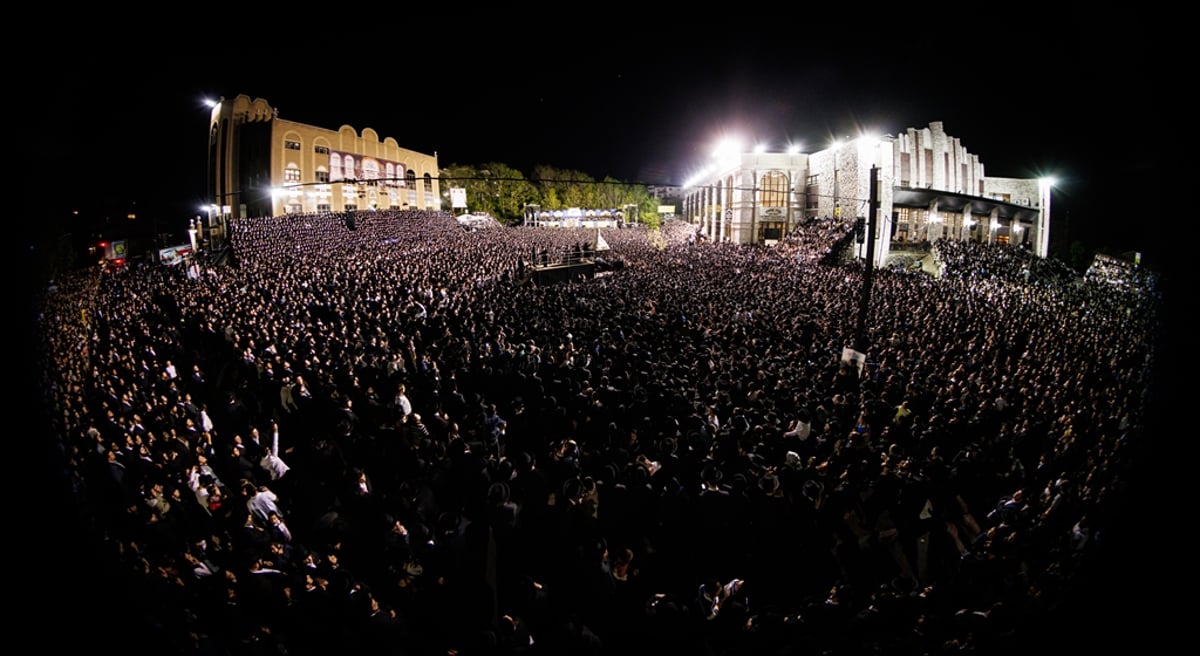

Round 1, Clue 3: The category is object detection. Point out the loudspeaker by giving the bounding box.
[346,213,357,230]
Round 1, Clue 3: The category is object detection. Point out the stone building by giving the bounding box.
[681,121,1051,259]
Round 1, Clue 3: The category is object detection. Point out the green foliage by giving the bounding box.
[444,162,662,226]
[442,163,536,224]
[542,187,561,211]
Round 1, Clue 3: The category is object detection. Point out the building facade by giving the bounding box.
[681,121,1050,259]
[206,95,441,240]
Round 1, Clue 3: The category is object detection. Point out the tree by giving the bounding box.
[480,162,536,224]
[440,164,480,214]
[456,161,661,228]
[598,176,623,210]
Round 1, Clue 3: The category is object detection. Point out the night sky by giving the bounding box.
[26,13,1170,266]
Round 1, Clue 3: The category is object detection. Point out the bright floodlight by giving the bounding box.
[1039,176,1057,187]
[683,164,715,190]
[786,144,801,155]
[753,142,768,154]
[712,138,743,159]
[204,98,219,108]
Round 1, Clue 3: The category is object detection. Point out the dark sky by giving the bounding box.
[28,14,1169,263]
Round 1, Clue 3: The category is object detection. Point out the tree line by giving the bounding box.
[439,162,667,228]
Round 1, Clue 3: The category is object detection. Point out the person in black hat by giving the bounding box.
[487,480,519,540]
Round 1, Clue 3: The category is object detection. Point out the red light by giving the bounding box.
[98,241,109,248]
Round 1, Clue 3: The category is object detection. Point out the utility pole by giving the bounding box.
[854,165,880,354]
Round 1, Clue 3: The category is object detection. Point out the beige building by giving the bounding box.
[206,94,441,240]
[681,121,1051,259]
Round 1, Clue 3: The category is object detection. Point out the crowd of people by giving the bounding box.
[28,209,1170,655]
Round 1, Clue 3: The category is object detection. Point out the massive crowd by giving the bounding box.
[29,210,1170,655]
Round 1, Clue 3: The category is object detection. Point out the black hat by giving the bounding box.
[488,482,510,505]
[562,477,583,500]
[758,473,780,494]
[701,463,724,486]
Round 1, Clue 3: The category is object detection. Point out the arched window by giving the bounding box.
[330,153,343,181]
[423,173,433,192]
[760,171,787,208]
[362,158,380,181]
[406,170,416,189]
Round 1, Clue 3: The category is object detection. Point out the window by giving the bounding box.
[315,145,329,155]
[344,203,358,211]
[315,171,330,183]
[362,158,380,181]
[284,168,301,184]
[805,175,819,210]
[405,170,416,189]
[317,204,332,212]
[423,173,433,192]
[759,171,787,208]
[285,140,301,151]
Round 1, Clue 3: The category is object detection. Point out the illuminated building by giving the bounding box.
[681,121,1050,259]
[205,94,441,242]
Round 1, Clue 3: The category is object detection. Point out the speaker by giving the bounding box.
[346,213,357,230]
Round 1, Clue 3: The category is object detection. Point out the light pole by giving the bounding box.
[854,165,880,354]
[188,217,200,252]
[203,97,235,251]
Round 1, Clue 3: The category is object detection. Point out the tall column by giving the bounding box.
[717,181,726,243]
[709,185,718,242]
[1036,178,1052,258]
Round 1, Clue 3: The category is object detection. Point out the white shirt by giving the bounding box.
[261,452,290,481]
[260,429,290,481]
[395,392,412,416]
[248,488,281,523]
[784,419,812,441]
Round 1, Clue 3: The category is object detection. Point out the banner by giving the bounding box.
[158,244,193,266]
